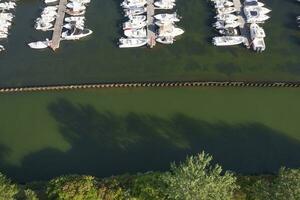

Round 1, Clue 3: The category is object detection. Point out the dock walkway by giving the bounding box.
[232,0,251,48]
[50,0,68,51]
[147,0,156,48]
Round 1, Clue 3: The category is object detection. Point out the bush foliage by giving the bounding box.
[0,152,299,200]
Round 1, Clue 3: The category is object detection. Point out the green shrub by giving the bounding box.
[130,172,167,200]
[24,189,39,200]
[164,152,239,200]
[272,167,300,200]
[0,172,19,200]
[46,175,99,200]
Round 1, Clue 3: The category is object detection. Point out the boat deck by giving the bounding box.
[50,0,68,51]
[147,0,156,48]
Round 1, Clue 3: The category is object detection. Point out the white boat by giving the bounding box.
[124,28,146,38]
[45,0,58,4]
[212,36,246,46]
[156,36,174,44]
[0,45,5,52]
[61,28,93,40]
[121,0,147,9]
[128,15,146,22]
[155,20,175,26]
[218,28,238,36]
[244,0,264,7]
[65,16,85,22]
[213,20,239,29]
[28,39,51,49]
[70,0,91,4]
[215,13,238,21]
[217,7,236,14]
[35,22,53,31]
[154,13,180,22]
[123,19,147,30]
[119,37,148,48]
[44,6,58,11]
[154,0,175,9]
[66,8,86,16]
[250,23,266,52]
[158,24,184,37]
[0,33,8,39]
[63,21,85,30]
[214,1,234,9]
[124,7,146,16]
[67,2,85,9]
[36,16,56,23]
[244,6,270,23]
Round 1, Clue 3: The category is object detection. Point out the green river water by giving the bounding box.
[0,87,300,182]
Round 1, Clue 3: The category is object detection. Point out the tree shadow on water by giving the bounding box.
[3,99,300,182]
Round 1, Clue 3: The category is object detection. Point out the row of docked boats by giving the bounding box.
[118,0,184,48]
[210,0,270,52]
[0,0,17,52]
[28,0,93,49]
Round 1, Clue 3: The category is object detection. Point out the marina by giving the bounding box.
[210,0,271,52]
[29,0,93,51]
[119,0,184,48]
[0,0,299,87]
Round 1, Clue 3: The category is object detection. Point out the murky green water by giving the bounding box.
[0,0,299,87]
[0,87,300,182]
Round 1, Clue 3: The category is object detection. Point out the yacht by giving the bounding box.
[250,23,266,52]
[217,7,237,14]
[66,8,86,16]
[154,13,180,22]
[0,45,5,52]
[65,16,85,22]
[44,6,58,11]
[218,27,239,36]
[214,1,234,9]
[28,39,51,49]
[70,0,91,4]
[244,6,270,23]
[154,0,175,9]
[212,36,246,46]
[63,21,85,30]
[36,16,56,23]
[123,19,147,30]
[121,0,147,9]
[45,0,58,4]
[158,24,184,37]
[155,20,175,27]
[213,20,239,29]
[61,27,92,40]
[119,37,148,48]
[244,0,264,7]
[124,7,147,16]
[35,22,53,31]
[156,36,174,44]
[124,28,146,38]
[215,13,238,22]
[128,15,146,22]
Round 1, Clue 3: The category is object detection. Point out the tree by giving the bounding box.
[130,172,167,200]
[271,167,300,200]
[0,172,19,200]
[46,175,99,200]
[24,189,39,200]
[164,152,239,200]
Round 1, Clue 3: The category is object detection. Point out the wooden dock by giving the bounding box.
[232,0,251,48]
[147,0,156,48]
[50,0,68,51]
